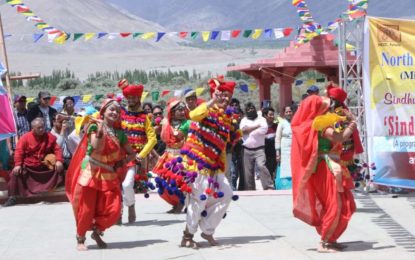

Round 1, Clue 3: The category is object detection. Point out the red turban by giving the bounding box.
[326,83,347,103]
[118,79,144,97]
[208,76,236,97]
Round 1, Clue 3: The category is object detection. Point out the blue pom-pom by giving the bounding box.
[222,213,227,219]
[217,191,224,198]
[144,193,150,198]
[154,177,162,183]
[232,195,239,201]
[177,157,183,163]
[170,180,177,187]
[201,210,208,217]
[200,194,207,201]
[180,199,185,205]
[157,189,164,195]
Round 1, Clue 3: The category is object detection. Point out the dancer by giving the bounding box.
[66,99,136,251]
[177,76,239,248]
[291,83,361,253]
[117,79,157,223]
[153,98,190,213]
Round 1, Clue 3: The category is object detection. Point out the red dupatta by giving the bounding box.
[291,95,330,225]
[65,133,88,203]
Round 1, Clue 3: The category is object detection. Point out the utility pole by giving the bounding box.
[0,13,13,104]
[0,13,40,140]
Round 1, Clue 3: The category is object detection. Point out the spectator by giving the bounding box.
[62,96,76,116]
[184,90,198,111]
[228,98,244,190]
[262,107,278,182]
[13,95,30,138]
[142,102,153,115]
[275,105,294,189]
[4,118,64,207]
[152,105,166,156]
[307,85,320,96]
[27,91,57,132]
[240,102,274,190]
[51,113,72,169]
[61,96,76,134]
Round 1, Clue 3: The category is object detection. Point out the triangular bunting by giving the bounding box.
[243,30,253,38]
[190,32,198,39]
[231,30,241,38]
[211,31,220,40]
[201,31,210,42]
[32,33,43,43]
[73,33,84,41]
[156,32,166,42]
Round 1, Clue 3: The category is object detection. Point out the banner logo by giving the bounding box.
[377,24,401,43]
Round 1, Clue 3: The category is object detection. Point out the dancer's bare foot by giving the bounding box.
[181,230,199,249]
[91,231,107,249]
[317,241,339,253]
[201,233,219,246]
[76,235,88,251]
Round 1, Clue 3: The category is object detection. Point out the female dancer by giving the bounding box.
[66,99,135,251]
[153,98,190,213]
[291,84,361,253]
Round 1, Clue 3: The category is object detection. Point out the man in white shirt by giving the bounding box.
[239,102,275,190]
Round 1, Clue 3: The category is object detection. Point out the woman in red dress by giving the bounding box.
[153,98,190,213]
[291,84,362,253]
[66,99,136,251]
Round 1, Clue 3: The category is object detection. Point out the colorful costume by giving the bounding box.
[291,94,359,244]
[118,81,157,210]
[9,132,63,197]
[66,120,128,237]
[153,99,190,207]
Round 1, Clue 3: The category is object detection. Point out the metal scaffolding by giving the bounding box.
[338,17,373,188]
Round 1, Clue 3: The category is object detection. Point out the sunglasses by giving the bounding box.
[153,112,163,116]
[42,97,51,100]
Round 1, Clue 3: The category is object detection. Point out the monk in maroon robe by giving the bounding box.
[4,117,64,206]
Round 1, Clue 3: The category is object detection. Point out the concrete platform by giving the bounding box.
[0,190,414,260]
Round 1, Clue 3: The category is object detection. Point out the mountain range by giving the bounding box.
[106,0,415,30]
[1,0,414,80]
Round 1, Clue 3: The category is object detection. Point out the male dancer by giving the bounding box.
[118,79,157,223]
[177,76,239,248]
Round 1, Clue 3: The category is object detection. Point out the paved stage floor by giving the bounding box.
[0,190,414,260]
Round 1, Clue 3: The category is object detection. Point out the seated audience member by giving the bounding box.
[51,114,72,168]
[3,118,64,207]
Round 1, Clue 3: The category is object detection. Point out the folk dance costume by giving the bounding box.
[152,99,190,212]
[156,77,241,247]
[118,80,157,223]
[66,99,135,250]
[291,84,362,252]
